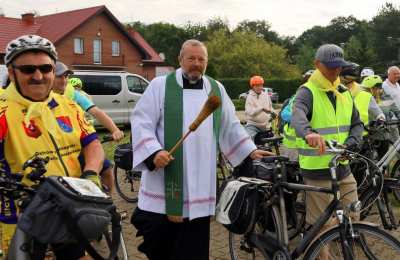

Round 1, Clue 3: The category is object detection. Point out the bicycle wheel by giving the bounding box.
[304,223,400,259]
[229,205,283,260]
[114,166,140,203]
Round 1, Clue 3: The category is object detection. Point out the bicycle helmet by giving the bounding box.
[68,78,83,89]
[249,75,264,87]
[340,62,360,80]
[4,35,57,65]
[361,75,383,89]
[360,67,374,78]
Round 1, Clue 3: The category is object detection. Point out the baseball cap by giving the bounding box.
[315,44,350,68]
[55,61,73,77]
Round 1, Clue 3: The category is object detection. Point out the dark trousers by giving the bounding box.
[131,207,210,260]
[31,240,85,260]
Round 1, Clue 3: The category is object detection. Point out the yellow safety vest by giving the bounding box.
[283,124,297,149]
[296,82,353,170]
[353,90,372,136]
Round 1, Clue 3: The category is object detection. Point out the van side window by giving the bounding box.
[127,76,148,94]
[75,75,121,95]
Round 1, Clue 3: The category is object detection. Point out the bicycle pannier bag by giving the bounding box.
[216,178,260,234]
[18,176,120,245]
[114,143,133,170]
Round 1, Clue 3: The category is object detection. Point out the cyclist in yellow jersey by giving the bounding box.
[0,34,104,259]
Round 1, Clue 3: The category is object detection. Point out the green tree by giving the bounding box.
[294,44,315,73]
[235,20,280,44]
[126,22,187,67]
[206,30,300,79]
[371,2,400,67]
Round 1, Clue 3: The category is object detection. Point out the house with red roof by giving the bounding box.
[0,5,170,79]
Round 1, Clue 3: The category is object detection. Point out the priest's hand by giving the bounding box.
[153,150,174,169]
[250,149,274,160]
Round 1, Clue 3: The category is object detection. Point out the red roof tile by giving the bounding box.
[0,5,163,62]
[36,6,104,44]
[0,16,41,52]
[128,29,163,62]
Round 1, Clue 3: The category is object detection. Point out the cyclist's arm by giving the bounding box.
[292,86,314,138]
[82,139,104,173]
[87,106,123,141]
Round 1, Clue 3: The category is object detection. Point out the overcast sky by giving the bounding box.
[0,0,395,37]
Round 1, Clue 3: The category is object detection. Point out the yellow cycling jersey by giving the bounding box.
[0,93,97,185]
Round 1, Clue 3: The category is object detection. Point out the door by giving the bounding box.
[125,75,149,120]
[76,74,125,125]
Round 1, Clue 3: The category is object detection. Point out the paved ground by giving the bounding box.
[112,185,231,260]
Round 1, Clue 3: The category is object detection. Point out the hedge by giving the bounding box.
[218,78,303,102]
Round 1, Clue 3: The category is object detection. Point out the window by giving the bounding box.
[74,75,121,95]
[93,39,102,64]
[111,41,120,56]
[74,38,84,54]
[127,76,149,94]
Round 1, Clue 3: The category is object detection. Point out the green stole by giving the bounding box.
[164,72,221,216]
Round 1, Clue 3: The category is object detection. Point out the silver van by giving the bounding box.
[73,70,149,126]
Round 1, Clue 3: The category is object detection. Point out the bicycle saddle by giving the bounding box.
[261,156,289,163]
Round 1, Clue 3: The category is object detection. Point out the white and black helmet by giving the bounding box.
[360,67,374,78]
[4,35,57,65]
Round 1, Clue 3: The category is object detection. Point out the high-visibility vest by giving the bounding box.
[296,82,353,170]
[283,124,297,149]
[353,90,372,136]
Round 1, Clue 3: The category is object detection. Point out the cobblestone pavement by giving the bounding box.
[112,182,231,260]
[114,171,400,260]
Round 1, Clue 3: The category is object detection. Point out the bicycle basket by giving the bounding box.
[216,177,267,234]
[114,143,133,170]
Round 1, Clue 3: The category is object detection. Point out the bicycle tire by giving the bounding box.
[114,166,140,203]
[304,223,400,259]
[229,205,283,260]
[390,159,400,201]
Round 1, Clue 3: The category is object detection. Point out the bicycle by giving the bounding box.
[113,140,141,203]
[228,142,400,259]
[350,120,400,230]
[1,155,127,260]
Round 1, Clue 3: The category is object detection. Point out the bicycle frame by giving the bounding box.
[260,152,361,259]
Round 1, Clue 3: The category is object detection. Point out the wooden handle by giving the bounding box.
[189,96,221,131]
[168,130,191,155]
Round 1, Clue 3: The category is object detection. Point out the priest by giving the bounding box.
[130,39,271,260]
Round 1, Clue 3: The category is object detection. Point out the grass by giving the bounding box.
[97,129,131,161]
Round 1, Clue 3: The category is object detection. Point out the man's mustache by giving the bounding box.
[28,79,46,85]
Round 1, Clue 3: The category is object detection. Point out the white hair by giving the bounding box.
[179,39,208,59]
[388,66,400,75]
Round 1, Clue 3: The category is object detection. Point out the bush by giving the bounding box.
[232,99,245,111]
[218,78,303,102]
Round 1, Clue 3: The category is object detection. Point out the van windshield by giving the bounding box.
[75,75,122,95]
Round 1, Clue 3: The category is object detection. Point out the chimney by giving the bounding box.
[21,13,35,25]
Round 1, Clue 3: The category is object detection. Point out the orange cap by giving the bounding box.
[249,76,264,87]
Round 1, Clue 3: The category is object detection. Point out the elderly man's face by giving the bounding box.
[388,68,400,84]
[179,45,208,81]
[53,73,69,94]
[315,60,342,83]
[8,52,55,101]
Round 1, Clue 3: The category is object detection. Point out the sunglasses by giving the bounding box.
[12,64,54,74]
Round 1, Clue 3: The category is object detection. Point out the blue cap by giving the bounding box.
[315,44,350,68]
